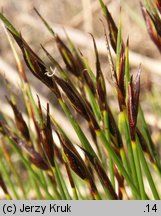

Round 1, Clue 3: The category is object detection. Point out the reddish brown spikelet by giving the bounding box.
[12,137,49,170]
[54,75,99,130]
[7,98,30,142]
[37,95,43,121]
[117,45,126,111]
[54,75,89,119]
[79,145,118,199]
[57,132,88,180]
[107,106,123,149]
[57,132,98,197]
[127,66,141,141]
[7,30,61,98]
[64,162,75,189]
[36,98,55,166]
[40,104,55,166]
[91,34,107,111]
[99,0,118,52]
[141,4,161,52]
[41,45,65,76]
[93,158,118,199]
[136,128,154,163]
[55,35,82,77]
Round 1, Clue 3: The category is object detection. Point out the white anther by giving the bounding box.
[45,67,57,77]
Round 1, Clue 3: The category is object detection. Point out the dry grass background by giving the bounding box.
[0,0,161,151]
[0,0,161,200]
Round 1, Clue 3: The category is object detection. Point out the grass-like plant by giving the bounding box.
[0,0,161,200]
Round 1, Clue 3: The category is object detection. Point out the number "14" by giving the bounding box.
[146,204,157,212]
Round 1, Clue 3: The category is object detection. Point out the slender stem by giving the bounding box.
[96,130,139,197]
[54,159,71,200]
[120,148,130,174]
[132,141,147,200]
[6,137,54,199]
[137,137,160,200]
[45,173,61,199]
[72,188,79,200]
[119,111,139,198]
[123,112,140,193]
[103,110,115,188]
[138,106,161,172]
[0,144,27,199]
[0,159,19,199]
[29,170,43,199]
[59,99,117,199]
[58,99,96,156]
[84,85,101,124]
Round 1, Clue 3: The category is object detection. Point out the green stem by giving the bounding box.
[120,148,130,174]
[138,106,161,172]
[103,110,115,188]
[58,99,116,199]
[29,170,43,199]
[119,111,139,198]
[96,130,139,197]
[72,188,79,200]
[137,137,160,200]
[0,159,19,199]
[132,140,147,200]
[45,173,61,199]
[54,160,71,200]
[0,146,27,199]
[6,137,54,199]
[58,99,96,157]
[84,85,101,124]
[52,166,66,200]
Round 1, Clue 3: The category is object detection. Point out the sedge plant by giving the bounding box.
[0,0,161,200]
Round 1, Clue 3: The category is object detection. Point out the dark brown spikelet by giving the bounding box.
[57,132,88,180]
[57,131,99,198]
[63,145,87,179]
[127,66,141,141]
[6,98,30,142]
[64,162,75,189]
[101,10,125,111]
[99,0,118,52]
[136,128,154,163]
[7,30,61,98]
[54,75,99,130]
[54,75,89,120]
[41,45,65,77]
[0,173,9,196]
[91,34,107,111]
[79,145,118,200]
[40,104,55,166]
[37,95,43,121]
[55,35,82,77]
[117,45,126,111]
[107,106,123,149]
[12,137,49,170]
[34,8,85,77]
[91,34,123,148]
[93,158,119,200]
[141,4,161,53]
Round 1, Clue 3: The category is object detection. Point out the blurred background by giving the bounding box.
[0,0,161,152]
